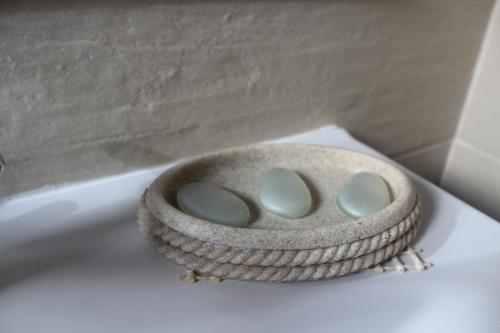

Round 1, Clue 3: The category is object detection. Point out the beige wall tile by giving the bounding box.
[442,140,500,220]
[442,1,500,220]
[0,0,494,196]
[394,141,451,183]
[458,0,500,158]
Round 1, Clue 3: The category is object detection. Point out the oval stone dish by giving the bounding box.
[138,144,421,282]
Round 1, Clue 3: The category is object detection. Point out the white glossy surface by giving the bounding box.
[1,125,500,333]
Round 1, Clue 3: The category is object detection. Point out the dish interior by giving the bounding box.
[162,145,402,231]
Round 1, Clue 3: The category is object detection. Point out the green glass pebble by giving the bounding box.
[176,182,250,227]
[337,172,391,218]
[258,168,312,219]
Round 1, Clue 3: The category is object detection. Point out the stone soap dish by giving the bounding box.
[138,144,421,282]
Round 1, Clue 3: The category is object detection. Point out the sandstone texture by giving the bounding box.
[0,0,494,196]
[139,144,421,281]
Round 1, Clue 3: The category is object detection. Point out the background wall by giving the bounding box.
[0,0,495,197]
[441,0,500,220]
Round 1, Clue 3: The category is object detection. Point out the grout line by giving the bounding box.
[440,140,457,185]
[441,1,500,184]
[392,139,452,160]
[455,138,500,167]
[441,138,500,186]
[454,0,499,139]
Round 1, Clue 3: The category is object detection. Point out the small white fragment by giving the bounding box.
[180,270,199,283]
[391,256,406,273]
[407,246,427,271]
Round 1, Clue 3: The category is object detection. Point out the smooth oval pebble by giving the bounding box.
[176,182,250,227]
[258,168,312,219]
[337,172,391,218]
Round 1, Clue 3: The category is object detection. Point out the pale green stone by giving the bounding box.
[258,168,312,219]
[337,172,391,218]
[176,182,250,227]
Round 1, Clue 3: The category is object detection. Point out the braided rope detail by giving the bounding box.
[141,219,419,282]
[138,194,420,267]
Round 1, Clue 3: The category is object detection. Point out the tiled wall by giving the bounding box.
[441,1,500,220]
[0,0,495,197]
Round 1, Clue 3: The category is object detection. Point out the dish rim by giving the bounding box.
[145,144,418,250]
